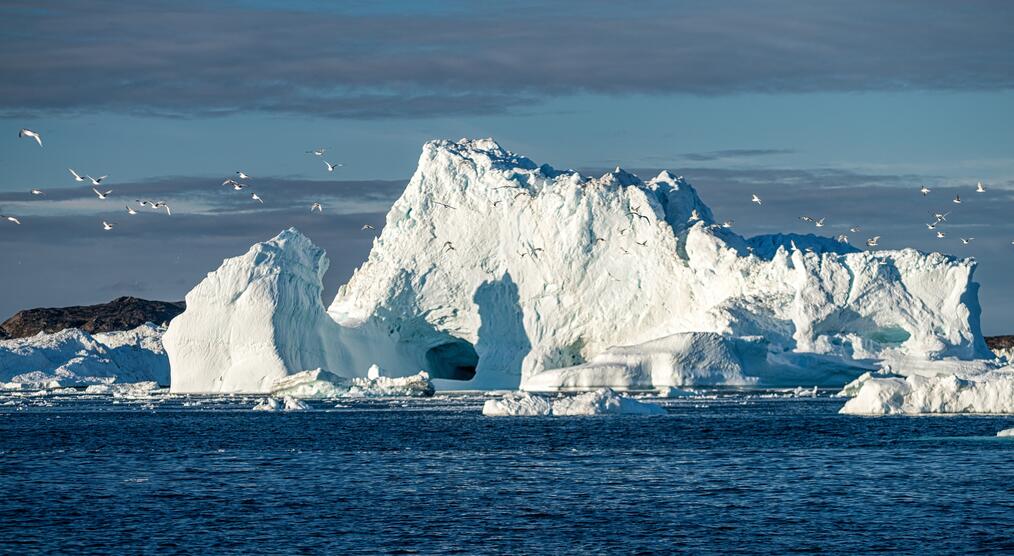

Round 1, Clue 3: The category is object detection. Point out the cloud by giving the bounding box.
[676,149,796,162]
[1,0,1013,118]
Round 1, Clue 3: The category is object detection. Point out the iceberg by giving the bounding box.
[0,323,169,388]
[839,369,1014,415]
[998,428,1014,437]
[252,396,308,411]
[482,388,665,416]
[267,368,435,399]
[165,138,996,393]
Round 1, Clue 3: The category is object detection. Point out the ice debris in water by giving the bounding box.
[252,396,308,411]
[268,368,435,399]
[997,428,1014,437]
[482,388,665,416]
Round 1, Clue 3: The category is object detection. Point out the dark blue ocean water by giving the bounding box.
[1,393,1012,555]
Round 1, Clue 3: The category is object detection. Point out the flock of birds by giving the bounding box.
[743,180,995,250]
[2,129,378,232]
[3,128,1004,252]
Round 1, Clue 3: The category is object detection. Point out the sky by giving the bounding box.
[1,0,1013,333]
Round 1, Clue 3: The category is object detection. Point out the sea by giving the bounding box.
[1,390,1012,555]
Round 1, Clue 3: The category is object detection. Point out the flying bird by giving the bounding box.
[324,161,342,172]
[307,148,325,156]
[933,212,949,222]
[815,218,826,228]
[361,224,375,230]
[953,194,962,204]
[836,234,849,244]
[936,231,946,239]
[866,236,880,247]
[311,202,322,213]
[976,181,986,193]
[87,175,108,186]
[18,128,42,147]
[926,222,937,230]
[443,241,455,252]
[688,209,701,222]
[799,216,814,223]
[232,182,247,191]
[92,187,112,200]
[236,171,250,179]
[722,220,734,228]
[751,194,762,205]
[30,188,43,195]
[153,201,171,215]
[126,205,138,215]
[849,226,861,233]
[137,199,153,208]
[2,215,21,225]
[69,168,86,182]
[251,193,263,203]
[960,237,974,245]
[919,186,931,196]
[102,221,114,231]
[433,201,456,209]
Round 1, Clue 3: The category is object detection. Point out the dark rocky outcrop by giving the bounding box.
[986,336,1014,353]
[0,297,185,339]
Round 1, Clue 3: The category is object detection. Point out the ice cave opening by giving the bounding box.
[424,340,479,380]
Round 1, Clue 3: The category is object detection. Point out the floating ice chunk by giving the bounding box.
[482,391,553,416]
[367,364,382,379]
[252,398,280,411]
[83,381,159,398]
[840,371,1014,415]
[282,396,308,411]
[345,371,435,398]
[483,388,664,416]
[551,388,666,416]
[997,428,1014,437]
[270,369,349,399]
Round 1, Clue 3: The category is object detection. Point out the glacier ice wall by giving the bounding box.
[165,138,994,393]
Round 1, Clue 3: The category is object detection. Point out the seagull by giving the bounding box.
[815,218,826,228]
[306,148,326,156]
[126,205,138,215]
[2,215,22,225]
[311,202,322,213]
[443,241,455,252]
[926,222,937,230]
[236,171,250,179]
[433,201,456,209]
[232,182,247,191]
[222,179,238,187]
[688,209,701,222]
[92,187,112,200]
[324,161,342,172]
[69,168,86,182]
[87,175,108,186]
[361,224,375,230]
[635,240,648,247]
[936,231,946,239]
[953,194,962,204]
[960,237,975,245]
[102,221,114,231]
[251,193,263,203]
[628,206,650,222]
[722,220,734,228]
[136,199,154,208]
[919,185,931,196]
[152,201,171,215]
[19,128,42,147]
[933,212,950,222]
[866,236,880,247]
[976,181,986,193]
[836,234,849,244]
[751,194,762,205]
[30,188,43,195]
[799,216,814,223]
[849,226,861,233]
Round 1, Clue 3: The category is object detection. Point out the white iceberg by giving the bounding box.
[839,369,1014,415]
[266,368,435,399]
[252,396,308,411]
[998,428,1014,437]
[482,388,665,416]
[165,138,995,393]
[0,323,169,388]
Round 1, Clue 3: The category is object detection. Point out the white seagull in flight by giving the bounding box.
[69,168,86,182]
[751,194,762,205]
[30,188,43,195]
[919,186,931,195]
[866,236,880,247]
[688,209,701,223]
[126,205,138,215]
[953,194,962,204]
[936,231,946,238]
[324,161,342,172]
[153,201,171,215]
[976,181,986,193]
[236,171,250,179]
[815,218,826,228]
[251,193,263,203]
[311,202,322,212]
[92,187,112,200]
[102,221,114,231]
[19,128,42,147]
[87,175,108,186]
[960,237,974,245]
[361,224,375,231]
[307,148,325,156]
[2,215,22,225]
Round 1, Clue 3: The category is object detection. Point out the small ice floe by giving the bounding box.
[482,388,665,417]
[252,396,308,411]
[998,428,1014,438]
[268,368,435,399]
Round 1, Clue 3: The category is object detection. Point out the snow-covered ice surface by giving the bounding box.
[998,428,1014,437]
[165,138,997,394]
[482,388,665,416]
[839,368,1014,415]
[0,323,169,388]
